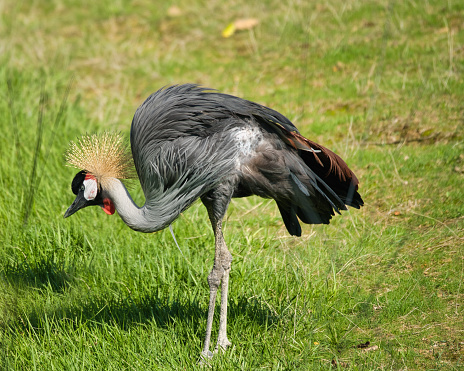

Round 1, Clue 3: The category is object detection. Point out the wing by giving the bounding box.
[130,84,295,196]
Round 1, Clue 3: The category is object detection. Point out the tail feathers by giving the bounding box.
[290,171,339,224]
[277,164,360,235]
[273,126,364,209]
[277,203,302,237]
[297,140,364,210]
[331,180,364,209]
[277,194,333,236]
[277,170,341,235]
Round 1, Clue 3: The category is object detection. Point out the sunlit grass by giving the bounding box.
[0,0,463,369]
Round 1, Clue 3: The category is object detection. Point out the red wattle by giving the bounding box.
[102,198,115,215]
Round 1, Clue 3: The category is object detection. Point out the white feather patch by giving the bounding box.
[233,126,262,169]
[83,178,98,200]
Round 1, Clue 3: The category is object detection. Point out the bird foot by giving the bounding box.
[214,337,232,354]
[198,350,213,366]
[198,338,231,365]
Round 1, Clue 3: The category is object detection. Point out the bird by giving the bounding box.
[64,84,363,360]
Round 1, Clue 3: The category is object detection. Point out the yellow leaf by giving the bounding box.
[222,23,236,38]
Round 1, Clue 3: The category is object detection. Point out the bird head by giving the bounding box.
[64,170,115,218]
[64,132,134,219]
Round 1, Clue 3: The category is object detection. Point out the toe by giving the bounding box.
[214,338,232,353]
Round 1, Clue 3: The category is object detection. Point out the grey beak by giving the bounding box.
[64,192,87,218]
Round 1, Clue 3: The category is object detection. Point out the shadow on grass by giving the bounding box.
[2,251,281,337]
[4,283,280,336]
[1,257,74,293]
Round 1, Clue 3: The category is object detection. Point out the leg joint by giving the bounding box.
[207,267,223,289]
[221,250,232,271]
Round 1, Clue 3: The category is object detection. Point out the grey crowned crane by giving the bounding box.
[64,84,363,359]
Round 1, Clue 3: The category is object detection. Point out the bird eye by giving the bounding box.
[80,185,85,191]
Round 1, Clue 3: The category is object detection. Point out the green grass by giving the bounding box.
[1,0,463,369]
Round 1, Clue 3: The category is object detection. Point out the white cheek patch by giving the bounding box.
[83,178,98,200]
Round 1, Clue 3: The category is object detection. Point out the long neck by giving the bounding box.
[103,178,176,233]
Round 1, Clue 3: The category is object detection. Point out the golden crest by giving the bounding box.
[66,132,135,188]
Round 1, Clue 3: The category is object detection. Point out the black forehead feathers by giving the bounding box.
[71,170,87,195]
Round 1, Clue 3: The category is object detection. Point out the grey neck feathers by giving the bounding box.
[104,137,238,233]
[104,179,179,233]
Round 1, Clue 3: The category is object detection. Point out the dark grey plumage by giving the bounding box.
[130,84,362,236]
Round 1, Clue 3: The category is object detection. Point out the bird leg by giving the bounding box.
[214,228,232,353]
[201,222,232,359]
[201,265,220,359]
[200,191,233,360]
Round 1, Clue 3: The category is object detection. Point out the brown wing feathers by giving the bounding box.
[283,129,363,209]
[289,131,356,185]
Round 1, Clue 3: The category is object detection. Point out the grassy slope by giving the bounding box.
[0,0,463,369]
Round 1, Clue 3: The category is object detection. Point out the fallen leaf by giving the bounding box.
[222,23,236,38]
[167,5,182,17]
[234,18,259,30]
